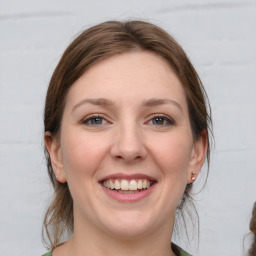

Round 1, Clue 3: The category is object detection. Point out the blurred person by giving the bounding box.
[248,202,256,256]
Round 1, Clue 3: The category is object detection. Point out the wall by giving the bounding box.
[0,0,255,255]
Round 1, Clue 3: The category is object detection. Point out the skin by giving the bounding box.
[45,51,207,256]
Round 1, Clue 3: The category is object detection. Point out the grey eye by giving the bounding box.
[89,117,103,125]
[153,117,165,125]
[82,115,107,125]
[151,116,174,126]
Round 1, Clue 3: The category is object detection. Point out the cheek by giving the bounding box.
[60,130,110,181]
[148,132,193,177]
[146,133,193,220]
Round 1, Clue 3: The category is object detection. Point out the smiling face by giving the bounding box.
[46,51,206,240]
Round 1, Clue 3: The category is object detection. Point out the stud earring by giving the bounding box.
[191,171,196,181]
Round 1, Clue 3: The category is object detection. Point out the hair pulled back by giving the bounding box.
[43,20,212,250]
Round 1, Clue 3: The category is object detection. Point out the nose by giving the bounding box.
[110,123,147,162]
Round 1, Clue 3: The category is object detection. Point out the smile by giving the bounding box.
[100,174,157,202]
[102,179,154,193]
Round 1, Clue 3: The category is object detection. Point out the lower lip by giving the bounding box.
[101,183,156,202]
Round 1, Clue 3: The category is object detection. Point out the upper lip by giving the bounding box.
[99,173,157,182]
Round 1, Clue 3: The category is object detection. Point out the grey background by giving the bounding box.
[0,0,255,255]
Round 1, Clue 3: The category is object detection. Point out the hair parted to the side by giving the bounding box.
[43,20,213,250]
[248,202,256,256]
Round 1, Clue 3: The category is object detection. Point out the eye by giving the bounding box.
[148,115,175,126]
[81,114,108,126]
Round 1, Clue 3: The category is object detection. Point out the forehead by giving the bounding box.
[65,51,187,109]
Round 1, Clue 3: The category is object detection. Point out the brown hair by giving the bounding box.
[249,202,256,256]
[43,20,212,250]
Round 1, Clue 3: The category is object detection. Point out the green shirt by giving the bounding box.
[179,248,192,256]
[42,247,192,256]
[42,253,52,256]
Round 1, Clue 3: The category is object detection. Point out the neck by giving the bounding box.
[68,231,176,256]
[60,212,177,256]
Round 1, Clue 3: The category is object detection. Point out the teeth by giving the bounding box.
[142,179,147,189]
[138,180,142,189]
[129,180,137,190]
[121,180,129,190]
[109,180,115,189]
[103,179,152,191]
[114,180,120,189]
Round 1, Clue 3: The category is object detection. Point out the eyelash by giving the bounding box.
[80,114,175,127]
[147,114,175,126]
[81,114,108,126]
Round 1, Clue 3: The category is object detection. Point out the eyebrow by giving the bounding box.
[142,98,183,112]
[72,97,183,112]
[72,98,114,112]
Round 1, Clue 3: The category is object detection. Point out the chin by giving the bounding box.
[98,210,159,239]
[105,223,151,240]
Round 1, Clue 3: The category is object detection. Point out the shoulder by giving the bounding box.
[178,246,192,256]
[172,243,192,256]
[179,248,192,256]
[41,248,191,256]
[41,252,52,256]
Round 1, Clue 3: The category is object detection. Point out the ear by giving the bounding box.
[44,131,67,183]
[187,130,208,183]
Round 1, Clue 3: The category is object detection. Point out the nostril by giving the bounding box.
[110,130,147,161]
[114,153,144,162]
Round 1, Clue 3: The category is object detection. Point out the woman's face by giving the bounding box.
[47,51,206,239]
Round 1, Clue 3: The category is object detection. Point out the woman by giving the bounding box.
[248,202,256,256]
[42,20,212,256]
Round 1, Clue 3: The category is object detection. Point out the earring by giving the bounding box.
[191,171,196,181]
